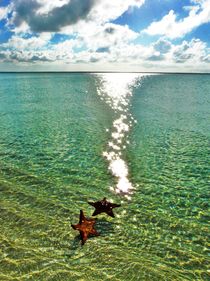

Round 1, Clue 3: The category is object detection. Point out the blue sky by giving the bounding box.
[0,0,210,71]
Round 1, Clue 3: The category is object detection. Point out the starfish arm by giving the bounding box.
[107,209,115,218]
[112,203,121,208]
[88,219,96,226]
[92,209,102,216]
[71,223,79,230]
[89,218,97,222]
[89,201,102,208]
[79,210,85,224]
[88,201,95,207]
[90,228,100,236]
[81,231,88,245]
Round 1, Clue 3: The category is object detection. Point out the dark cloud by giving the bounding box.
[96,47,110,53]
[104,27,115,34]
[201,55,210,63]
[173,50,193,63]
[13,0,96,32]
[146,54,164,61]
[147,39,171,61]
[172,41,194,63]
[153,39,171,54]
[90,56,99,62]
[0,53,7,60]
[30,54,52,62]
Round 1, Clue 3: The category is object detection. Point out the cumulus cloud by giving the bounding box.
[34,0,70,14]
[11,0,145,33]
[202,54,210,62]
[146,54,164,61]
[143,0,210,39]
[0,6,9,20]
[153,38,172,54]
[12,0,96,32]
[1,0,209,71]
[73,37,210,66]
[96,47,110,53]
[0,32,78,63]
[2,34,52,50]
[10,51,53,62]
[0,52,7,60]
[107,43,154,63]
[77,23,138,51]
[88,0,145,24]
[171,39,207,63]
[0,49,57,63]
[1,36,209,72]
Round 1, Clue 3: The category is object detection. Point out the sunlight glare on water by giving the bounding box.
[95,73,146,198]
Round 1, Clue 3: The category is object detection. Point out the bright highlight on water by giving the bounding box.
[96,73,145,197]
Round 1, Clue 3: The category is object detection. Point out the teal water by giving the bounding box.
[0,73,209,280]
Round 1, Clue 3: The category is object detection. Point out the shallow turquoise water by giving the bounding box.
[0,73,209,280]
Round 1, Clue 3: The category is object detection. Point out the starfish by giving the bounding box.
[71,210,99,245]
[88,197,121,218]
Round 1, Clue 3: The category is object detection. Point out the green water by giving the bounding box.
[0,73,209,280]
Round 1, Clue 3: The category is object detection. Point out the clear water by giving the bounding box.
[0,73,209,281]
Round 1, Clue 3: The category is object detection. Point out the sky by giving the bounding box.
[0,0,210,72]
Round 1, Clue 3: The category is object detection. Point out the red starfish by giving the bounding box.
[88,197,121,218]
[71,210,99,245]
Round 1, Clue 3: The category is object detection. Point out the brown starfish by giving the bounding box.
[71,210,99,245]
[88,197,121,218]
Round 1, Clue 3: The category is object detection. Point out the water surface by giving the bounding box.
[0,73,209,280]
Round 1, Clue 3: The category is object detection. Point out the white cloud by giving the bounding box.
[110,43,153,62]
[53,39,78,52]
[153,38,172,54]
[35,0,70,14]
[171,39,207,63]
[11,22,30,34]
[0,6,9,21]
[88,0,145,24]
[34,0,145,24]
[77,23,138,51]
[1,0,209,72]
[202,54,210,62]
[1,37,209,73]
[0,50,52,63]
[2,33,52,51]
[10,0,96,33]
[10,0,145,33]
[143,0,210,39]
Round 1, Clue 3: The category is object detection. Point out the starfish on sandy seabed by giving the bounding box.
[88,197,121,218]
[71,210,99,245]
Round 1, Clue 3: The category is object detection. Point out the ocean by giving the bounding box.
[0,73,209,280]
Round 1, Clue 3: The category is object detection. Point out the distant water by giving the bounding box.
[0,73,209,281]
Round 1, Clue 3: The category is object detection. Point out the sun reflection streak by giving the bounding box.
[96,73,146,198]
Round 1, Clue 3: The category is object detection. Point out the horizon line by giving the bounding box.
[0,71,210,74]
